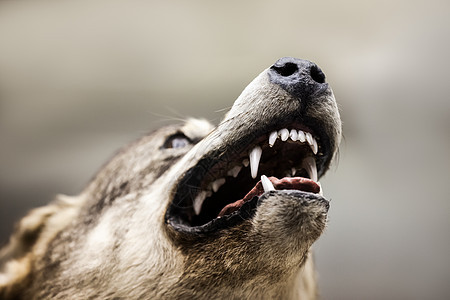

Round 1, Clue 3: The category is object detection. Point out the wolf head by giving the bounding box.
[0,57,341,299]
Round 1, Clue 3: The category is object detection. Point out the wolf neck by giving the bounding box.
[248,256,319,300]
[296,254,319,299]
[239,257,319,300]
[174,254,318,300]
[266,255,319,300]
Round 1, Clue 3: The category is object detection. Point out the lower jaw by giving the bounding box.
[186,175,323,229]
[168,187,327,236]
[217,175,321,217]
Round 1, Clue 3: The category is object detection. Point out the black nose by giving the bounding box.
[268,57,328,102]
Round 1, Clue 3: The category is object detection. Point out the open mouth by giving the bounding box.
[166,124,332,234]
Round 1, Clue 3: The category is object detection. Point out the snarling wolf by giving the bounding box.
[0,57,341,299]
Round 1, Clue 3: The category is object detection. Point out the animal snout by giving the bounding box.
[268,57,328,102]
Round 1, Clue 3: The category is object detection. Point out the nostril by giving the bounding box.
[269,58,328,101]
[272,62,299,77]
[310,65,326,84]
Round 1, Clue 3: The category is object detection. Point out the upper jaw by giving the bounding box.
[165,69,337,234]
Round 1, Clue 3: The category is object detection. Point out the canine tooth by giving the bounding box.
[269,131,278,147]
[305,132,313,145]
[193,191,207,215]
[291,168,297,176]
[279,129,289,141]
[261,175,275,192]
[249,146,262,179]
[227,165,242,178]
[311,138,318,155]
[297,130,306,142]
[302,156,318,182]
[212,178,226,192]
[242,159,249,167]
[289,129,298,141]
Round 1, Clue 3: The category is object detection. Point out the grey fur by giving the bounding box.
[0,61,341,299]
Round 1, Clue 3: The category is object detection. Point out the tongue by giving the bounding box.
[217,176,320,217]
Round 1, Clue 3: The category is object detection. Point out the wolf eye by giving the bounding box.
[163,134,191,149]
[171,137,189,148]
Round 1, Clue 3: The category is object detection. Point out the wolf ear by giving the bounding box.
[0,194,85,298]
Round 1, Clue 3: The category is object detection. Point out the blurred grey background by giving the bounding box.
[0,0,449,299]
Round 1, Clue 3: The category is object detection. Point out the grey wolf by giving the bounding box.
[0,57,342,299]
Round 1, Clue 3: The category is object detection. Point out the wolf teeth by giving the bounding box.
[267,128,318,155]
[289,129,298,141]
[305,132,313,145]
[193,191,207,215]
[227,165,242,178]
[261,175,275,192]
[302,156,318,182]
[311,138,318,155]
[297,130,306,142]
[304,132,318,154]
[242,159,249,167]
[211,178,226,192]
[195,144,319,215]
[269,131,278,147]
[248,130,320,180]
[279,128,289,141]
[249,146,262,179]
